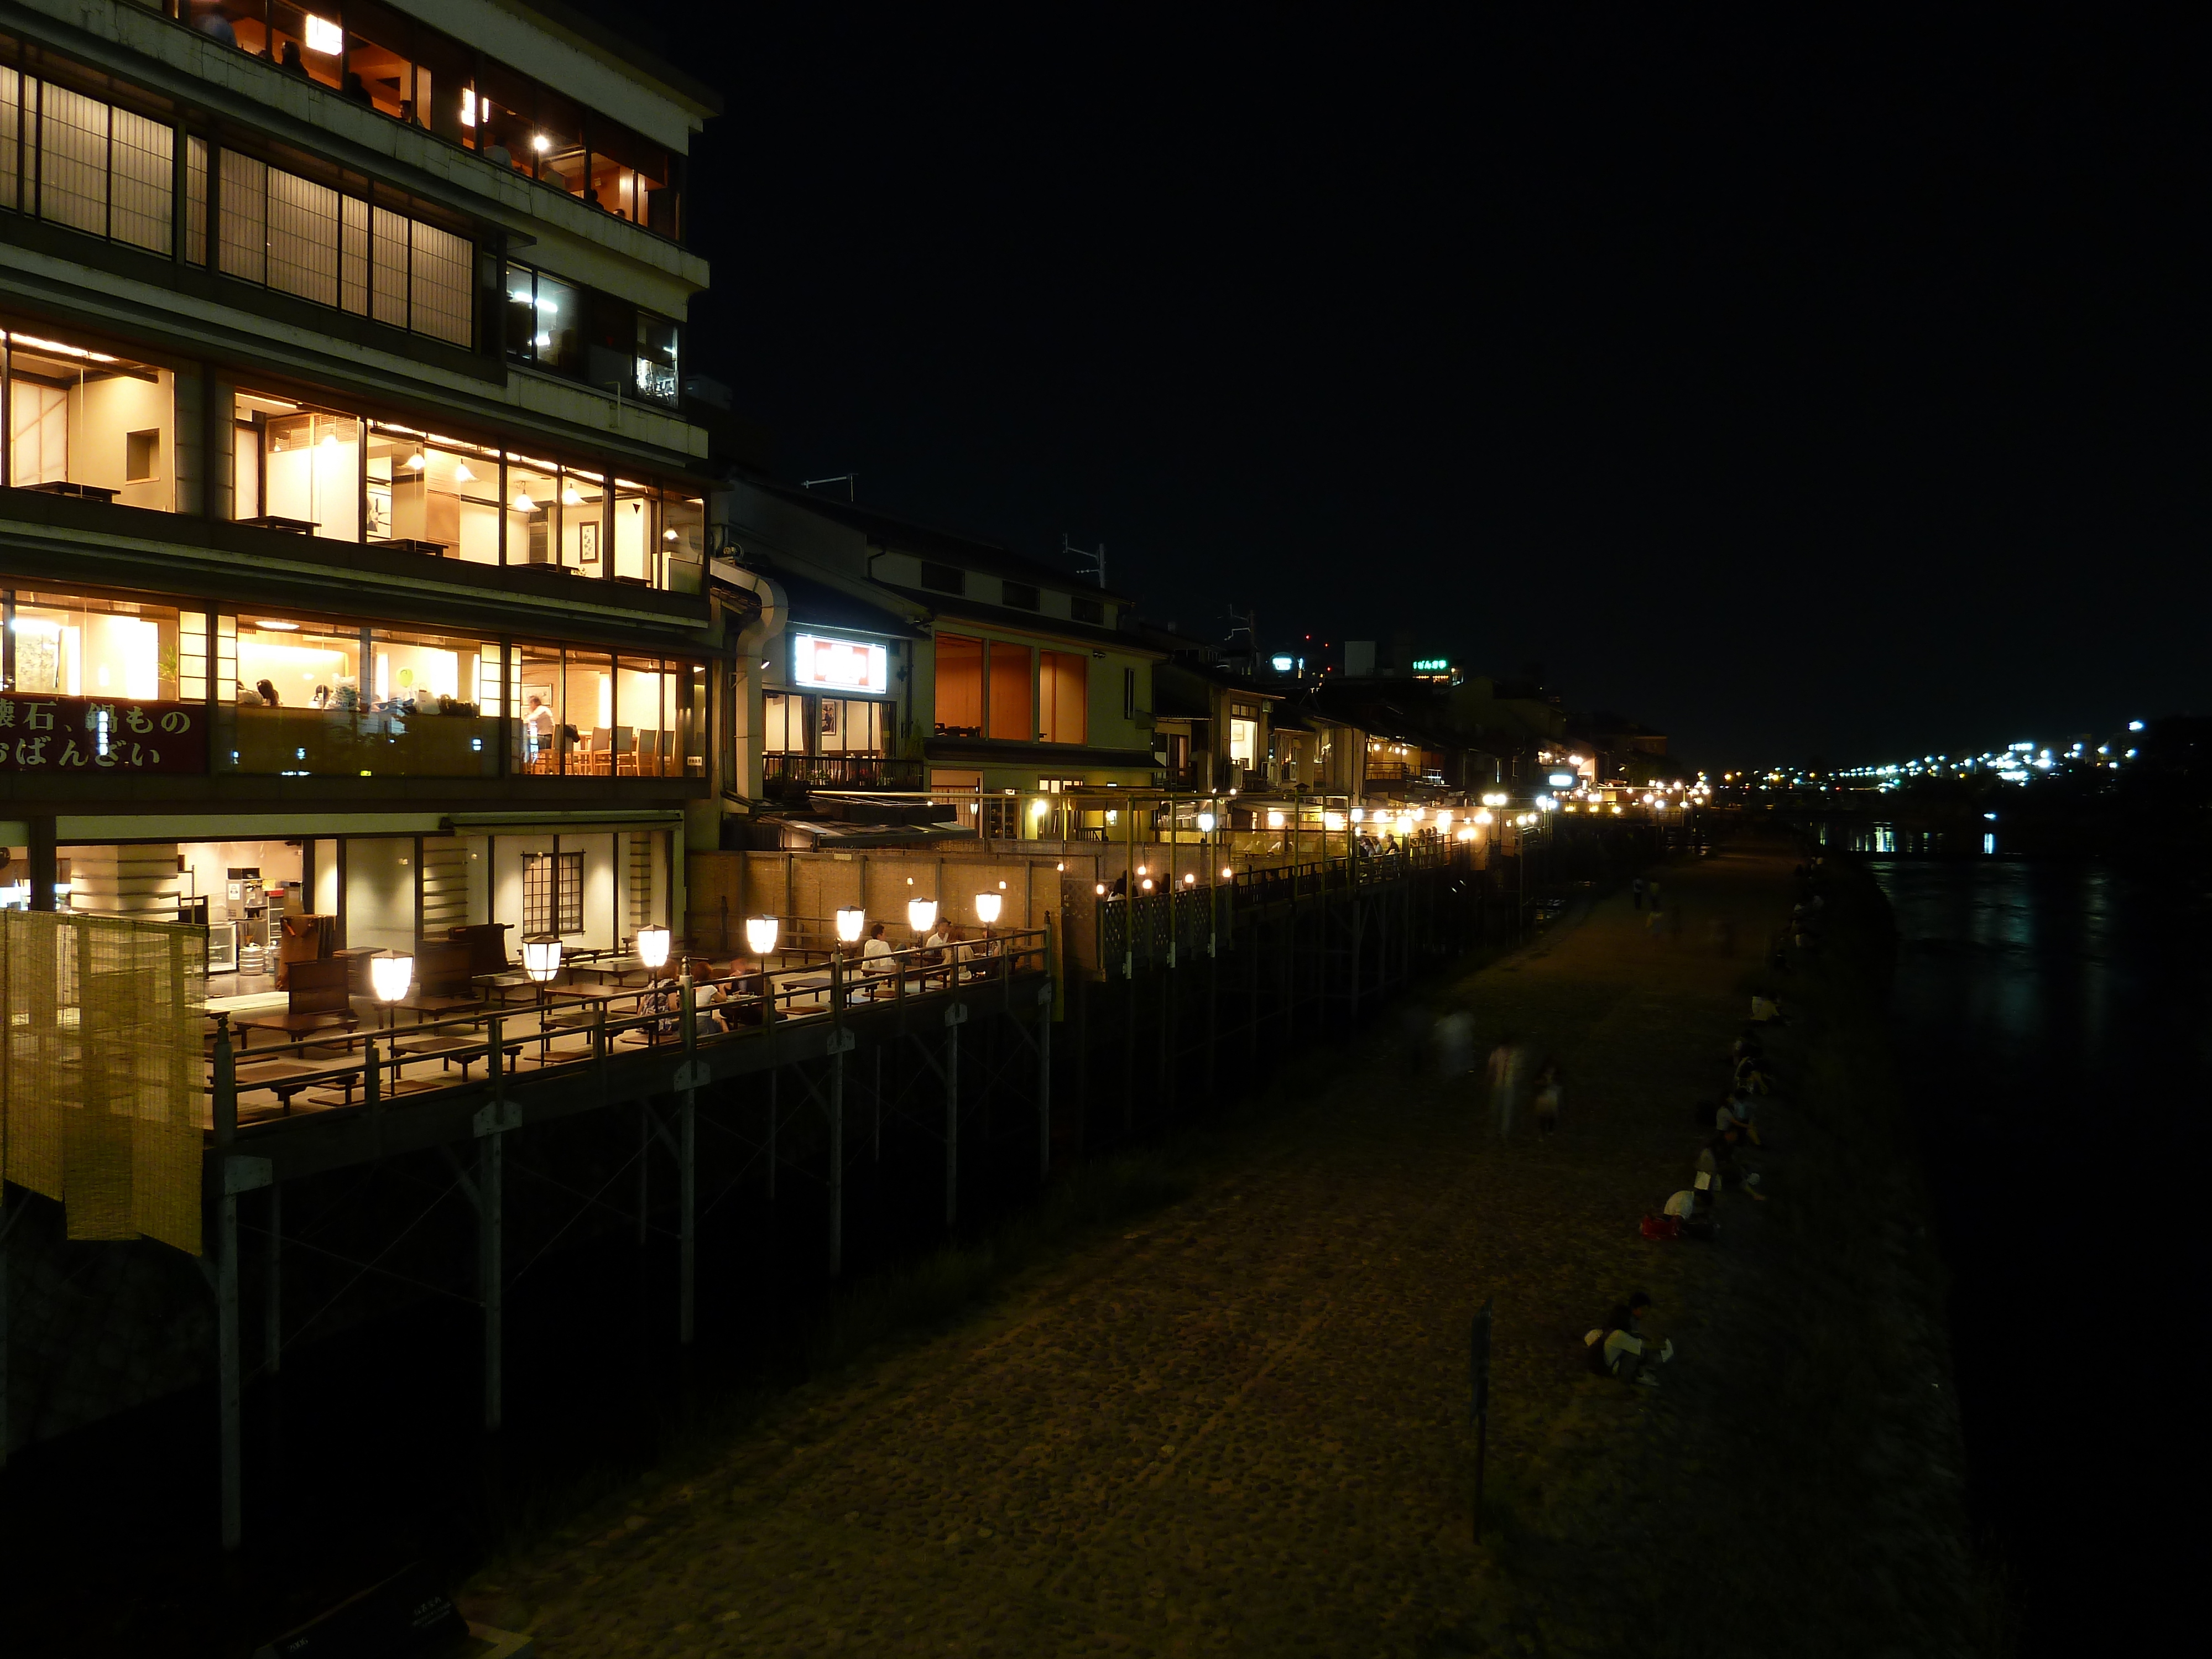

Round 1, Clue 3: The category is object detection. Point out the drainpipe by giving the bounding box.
[710,557,787,813]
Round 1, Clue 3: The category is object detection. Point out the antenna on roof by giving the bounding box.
[803,473,858,502]
[1064,532,1105,588]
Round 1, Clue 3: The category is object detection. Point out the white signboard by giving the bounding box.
[792,634,888,695]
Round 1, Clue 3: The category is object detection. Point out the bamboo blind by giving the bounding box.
[1,911,205,1255]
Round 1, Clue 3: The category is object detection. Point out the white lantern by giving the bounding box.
[1140,878,1154,891]
[1474,809,1494,826]
[521,936,562,984]
[745,915,781,957]
[635,925,672,970]
[1350,808,1365,823]
[1219,867,1233,880]
[1265,810,1285,830]
[974,893,1003,926]
[369,952,414,1003]
[907,896,938,933]
[1196,811,1217,833]
[835,907,867,944]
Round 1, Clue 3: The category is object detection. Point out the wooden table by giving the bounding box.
[393,1032,521,1082]
[233,1010,358,1052]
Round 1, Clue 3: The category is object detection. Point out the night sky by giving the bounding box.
[622,6,2203,769]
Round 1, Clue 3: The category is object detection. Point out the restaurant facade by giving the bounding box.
[0,0,726,984]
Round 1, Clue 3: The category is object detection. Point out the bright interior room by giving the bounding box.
[3,328,175,510]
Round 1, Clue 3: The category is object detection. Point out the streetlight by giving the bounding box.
[369,950,412,1096]
[521,934,562,1049]
[369,950,413,1031]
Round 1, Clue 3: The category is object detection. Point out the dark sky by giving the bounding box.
[622,5,2204,769]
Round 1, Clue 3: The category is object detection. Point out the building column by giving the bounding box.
[27,818,55,913]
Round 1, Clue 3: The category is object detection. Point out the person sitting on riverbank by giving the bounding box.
[1750,993,1788,1025]
[1716,1092,1761,1145]
[1698,1126,1766,1200]
[1663,1186,1718,1240]
[1734,1049,1775,1094]
[1586,1292,1672,1385]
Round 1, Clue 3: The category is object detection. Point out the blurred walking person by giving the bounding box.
[1486,1035,1527,1140]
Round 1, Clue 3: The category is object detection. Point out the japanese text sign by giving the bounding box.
[0,696,207,774]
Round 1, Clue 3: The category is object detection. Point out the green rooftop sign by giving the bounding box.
[1413,658,1450,672]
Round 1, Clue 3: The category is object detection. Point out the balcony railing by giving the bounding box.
[763,753,926,794]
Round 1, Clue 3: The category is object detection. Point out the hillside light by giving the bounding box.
[906,896,938,933]
[834,907,867,945]
[635,925,672,971]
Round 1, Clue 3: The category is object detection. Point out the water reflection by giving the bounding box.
[1872,857,2206,1647]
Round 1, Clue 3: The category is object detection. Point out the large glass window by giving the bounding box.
[4,328,176,512]
[367,424,498,561]
[935,634,983,738]
[213,145,472,347]
[6,592,181,700]
[987,641,1033,742]
[226,612,497,776]
[233,390,358,537]
[1040,650,1088,745]
[505,263,583,378]
[507,263,681,409]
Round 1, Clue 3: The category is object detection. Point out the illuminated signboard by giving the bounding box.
[1548,771,1577,789]
[792,634,889,695]
[1412,658,1449,672]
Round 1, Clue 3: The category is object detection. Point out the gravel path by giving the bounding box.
[466,847,1797,1656]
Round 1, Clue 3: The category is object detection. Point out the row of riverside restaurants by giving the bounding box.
[0,0,1685,1054]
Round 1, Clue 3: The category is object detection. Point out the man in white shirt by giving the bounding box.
[858,923,895,996]
[524,695,556,764]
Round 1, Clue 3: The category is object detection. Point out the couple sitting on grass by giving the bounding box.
[1586,1291,1673,1387]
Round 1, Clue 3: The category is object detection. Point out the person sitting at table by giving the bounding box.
[957,929,1001,977]
[705,959,763,1029]
[919,917,952,979]
[255,678,281,707]
[639,969,681,1039]
[858,923,896,995]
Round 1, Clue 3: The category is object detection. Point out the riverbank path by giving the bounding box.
[465,844,1801,1656]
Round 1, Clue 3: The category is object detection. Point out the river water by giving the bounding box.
[1864,847,2208,1648]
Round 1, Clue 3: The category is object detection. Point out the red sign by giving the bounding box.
[0,696,207,774]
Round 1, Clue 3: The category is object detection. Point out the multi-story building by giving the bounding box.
[1,0,725,973]
[717,479,1164,839]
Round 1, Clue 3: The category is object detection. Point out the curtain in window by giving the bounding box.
[109,107,173,253]
[268,168,341,307]
[38,82,108,237]
[409,221,472,346]
[340,195,370,315]
[1,69,22,213]
[219,150,268,284]
[185,135,208,264]
[369,205,408,327]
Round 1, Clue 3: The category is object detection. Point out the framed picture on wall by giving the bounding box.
[580,523,600,564]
